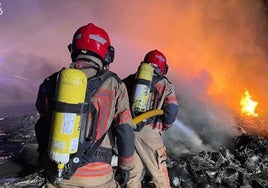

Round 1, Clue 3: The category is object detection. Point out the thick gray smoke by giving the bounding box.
[0,0,268,153]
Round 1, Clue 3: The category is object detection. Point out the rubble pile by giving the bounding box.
[167,134,268,188]
[0,113,38,165]
[1,113,268,187]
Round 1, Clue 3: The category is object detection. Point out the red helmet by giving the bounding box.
[144,49,168,75]
[70,23,114,66]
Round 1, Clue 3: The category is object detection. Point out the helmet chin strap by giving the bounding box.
[151,64,163,76]
[154,69,163,76]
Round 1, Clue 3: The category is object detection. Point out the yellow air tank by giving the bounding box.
[132,63,154,114]
[48,68,87,183]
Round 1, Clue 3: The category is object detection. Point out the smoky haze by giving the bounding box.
[0,0,268,151]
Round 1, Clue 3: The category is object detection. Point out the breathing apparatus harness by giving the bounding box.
[53,64,118,179]
[133,70,165,132]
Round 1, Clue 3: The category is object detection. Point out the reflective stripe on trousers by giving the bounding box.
[43,163,119,188]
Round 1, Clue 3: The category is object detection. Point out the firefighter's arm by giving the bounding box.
[35,81,49,117]
[113,82,135,168]
[112,75,135,162]
[161,103,178,130]
[36,71,59,117]
[113,113,134,187]
[113,82,134,186]
[161,83,179,130]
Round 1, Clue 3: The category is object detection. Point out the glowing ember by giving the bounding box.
[240,90,258,117]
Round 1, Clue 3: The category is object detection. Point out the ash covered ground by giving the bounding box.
[0,113,268,188]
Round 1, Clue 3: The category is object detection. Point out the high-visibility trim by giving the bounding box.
[154,83,166,93]
[74,162,113,177]
[92,89,114,140]
[94,88,115,99]
[118,155,134,165]
[114,110,132,125]
[166,95,177,103]
[162,166,170,185]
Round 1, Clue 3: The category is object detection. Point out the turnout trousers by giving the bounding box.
[127,125,170,188]
[42,172,120,188]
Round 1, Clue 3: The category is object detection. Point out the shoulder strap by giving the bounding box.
[84,70,117,142]
[78,69,114,141]
[86,70,116,99]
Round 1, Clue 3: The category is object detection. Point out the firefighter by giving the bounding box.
[123,50,179,188]
[35,23,134,188]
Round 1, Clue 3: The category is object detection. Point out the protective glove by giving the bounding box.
[115,166,130,187]
[134,121,146,132]
[134,118,154,132]
[158,116,172,131]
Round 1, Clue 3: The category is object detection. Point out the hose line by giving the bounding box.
[132,109,163,126]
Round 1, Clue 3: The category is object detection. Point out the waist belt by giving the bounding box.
[86,146,113,164]
[63,146,113,179]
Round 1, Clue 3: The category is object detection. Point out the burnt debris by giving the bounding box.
[0,113,268,187]
[167,134,268,188]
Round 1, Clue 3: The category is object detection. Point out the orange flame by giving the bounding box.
[240,90,258,117]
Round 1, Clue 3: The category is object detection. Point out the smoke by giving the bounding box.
[163,119,215,157]
[0,0,268,152]
[0,51,58,106]
[197,0,268,114]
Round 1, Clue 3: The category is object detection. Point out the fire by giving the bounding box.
[240,90,258,117]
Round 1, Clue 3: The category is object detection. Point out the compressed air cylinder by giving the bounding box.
[48,68,87,166]
[132,63,154,114]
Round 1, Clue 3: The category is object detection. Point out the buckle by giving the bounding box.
[95,150,101,159]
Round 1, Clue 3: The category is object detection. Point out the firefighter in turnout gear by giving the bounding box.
[35,23,134,188]
[123,49,179,188]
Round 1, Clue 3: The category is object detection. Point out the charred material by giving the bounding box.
[168,134,268,188]
[0,113,268,188]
